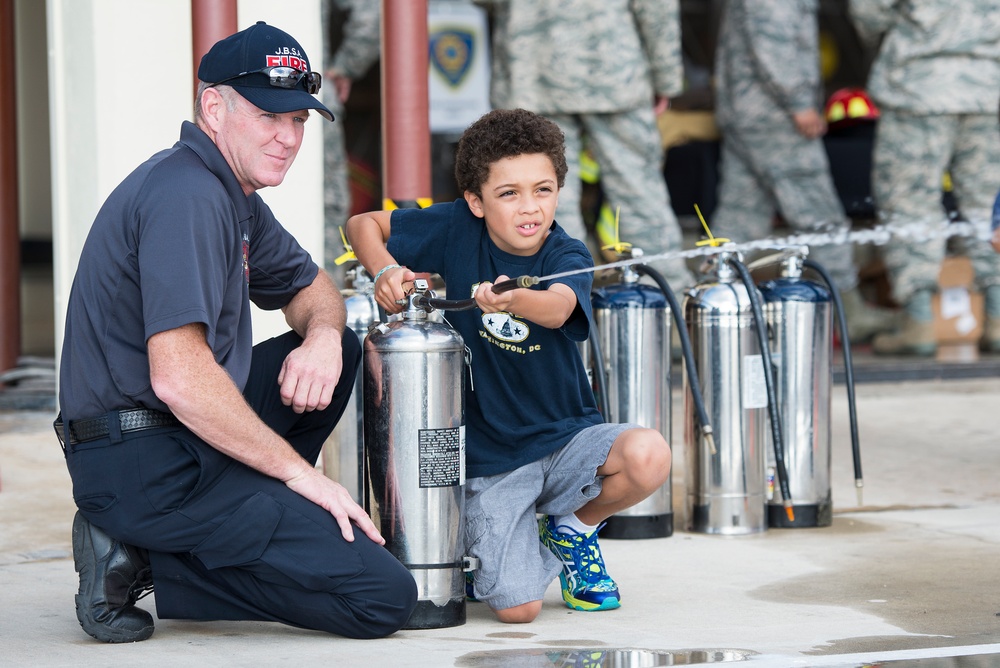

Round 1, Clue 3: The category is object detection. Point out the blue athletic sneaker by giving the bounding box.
[465,571,477,602]
[539,515,620,611]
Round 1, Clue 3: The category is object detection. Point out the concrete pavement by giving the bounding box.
[2,377,999,667]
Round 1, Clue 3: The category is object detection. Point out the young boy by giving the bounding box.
[346,108,670,623]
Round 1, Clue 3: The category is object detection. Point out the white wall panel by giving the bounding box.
[48,0,191,376]
[48,0,328,376]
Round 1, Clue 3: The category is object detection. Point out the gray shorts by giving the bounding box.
[464,422,638,610]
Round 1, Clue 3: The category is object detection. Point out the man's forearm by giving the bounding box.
[283,269,347,337]
[148,325,312,483]
[148,323,380,543]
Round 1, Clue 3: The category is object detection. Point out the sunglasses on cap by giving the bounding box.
[211,66,322,95]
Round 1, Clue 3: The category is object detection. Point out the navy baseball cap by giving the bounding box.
[198,21,334,121]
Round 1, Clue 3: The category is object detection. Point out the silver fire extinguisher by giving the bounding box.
[591,262,673,538]
[756,249,864,527]
[363,279,474,629]
[683,248,794,535]
[585,246,715,539]
[684,250,769,534]
[322,266,377,503]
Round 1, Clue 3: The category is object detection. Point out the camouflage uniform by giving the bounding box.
[322,0,380,273]
[850,0,1000,309]
[478,0,694,290]
[711,0,857,290]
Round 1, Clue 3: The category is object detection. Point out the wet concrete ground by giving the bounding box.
[1,377,999,666]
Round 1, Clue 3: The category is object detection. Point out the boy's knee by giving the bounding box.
[494,600,542,624]
[625,429,671,486]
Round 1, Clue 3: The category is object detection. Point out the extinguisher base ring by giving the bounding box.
[600,513,673,540]
[403,597,467,630]
[766,500,832,529]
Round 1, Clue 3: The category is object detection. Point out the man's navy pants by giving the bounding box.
[64,330,417,638]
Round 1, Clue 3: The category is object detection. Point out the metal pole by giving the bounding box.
[191,0,238,96]
[380,0,432,209]
[0,0,22,374]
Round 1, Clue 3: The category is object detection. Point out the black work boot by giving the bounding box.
[983,287,1000,353]
[72,512,155,642]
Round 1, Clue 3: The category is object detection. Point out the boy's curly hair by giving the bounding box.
[454,108,568,198]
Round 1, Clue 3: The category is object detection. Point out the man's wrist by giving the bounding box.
[306,324,343,344]
[281,458,316,485]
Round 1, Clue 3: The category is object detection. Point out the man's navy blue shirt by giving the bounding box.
[59,121,317,421]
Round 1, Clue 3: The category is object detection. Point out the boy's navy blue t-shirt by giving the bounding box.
[388,198,603,478]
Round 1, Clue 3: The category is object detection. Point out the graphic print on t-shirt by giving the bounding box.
[482,312,528,342]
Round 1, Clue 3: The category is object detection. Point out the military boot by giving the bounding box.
[839,288,897,344]
[872,289,936,356]
[982,286,1000,353]
[982,317,1000,353]
[72,512,155,643]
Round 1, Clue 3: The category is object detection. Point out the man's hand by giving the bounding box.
[792,108,827,139]
[277,327,344,413]
[279,271,348,412]
[325,68,353,105]
[284,465,385,544]
[654,95,670,116]
[992,225,1000,254]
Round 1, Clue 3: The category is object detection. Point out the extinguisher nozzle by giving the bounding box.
[702,427,717,455]
[855,479,864,507]
[493,275,539,293]
[785,503,795,523]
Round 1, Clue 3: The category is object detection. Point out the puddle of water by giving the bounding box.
[863,654,1000,667]
[455,648,754,667]
[486,632,537,639]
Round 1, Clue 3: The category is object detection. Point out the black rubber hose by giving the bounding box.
[586,297,612,418]
[634,264,716,454]
[415,295,478,311]
[412,276,532,313]
[728,257,795,519]
[802,258,863,502]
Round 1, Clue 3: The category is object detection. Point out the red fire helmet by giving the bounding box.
[824,88,880,128]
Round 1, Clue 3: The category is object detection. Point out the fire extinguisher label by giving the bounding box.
[459,426,466,485]
[742,355,769,409]
[418,427,463,488]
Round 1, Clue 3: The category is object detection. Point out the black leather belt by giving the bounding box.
[54,408,180,449]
